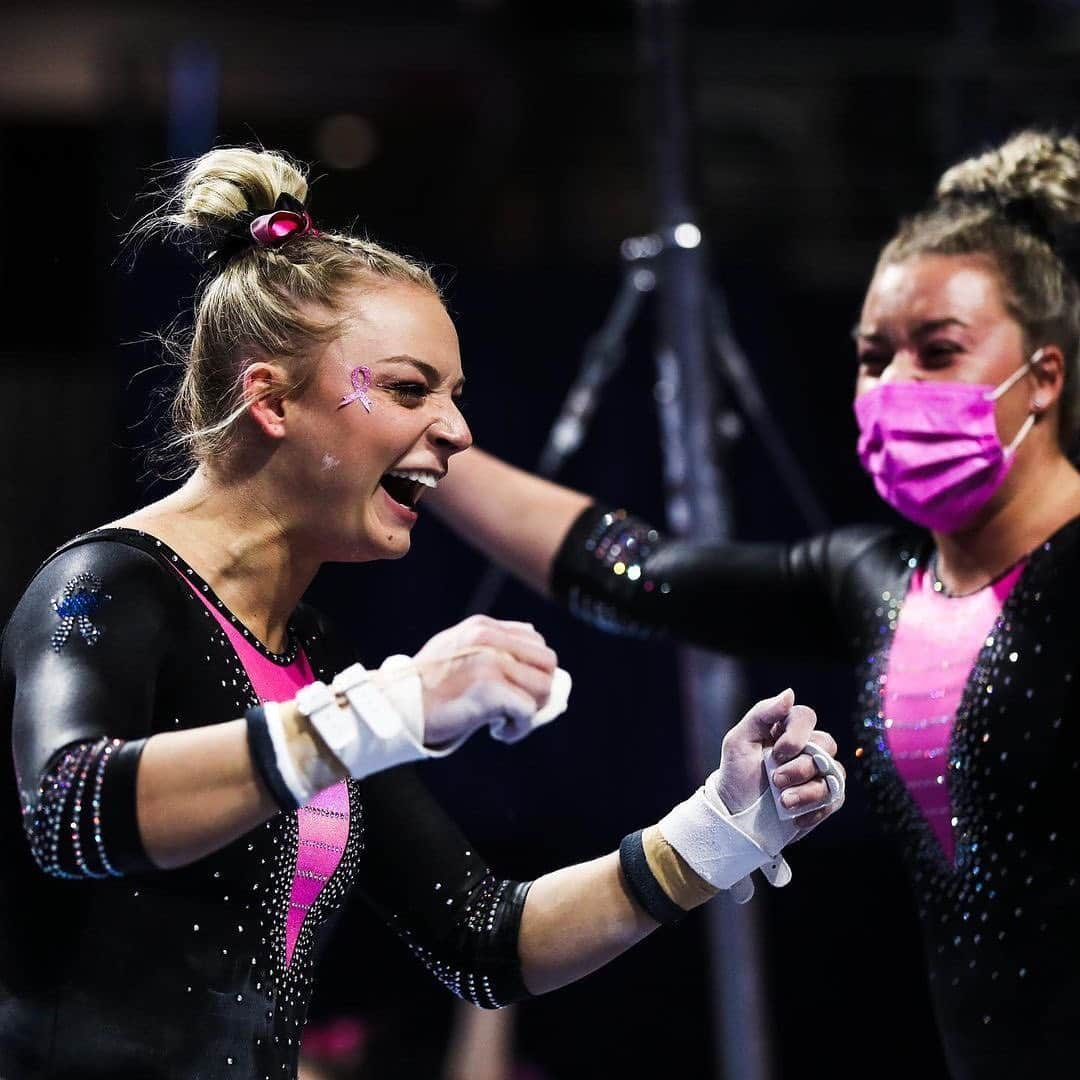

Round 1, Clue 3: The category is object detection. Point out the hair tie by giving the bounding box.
[206,192,319,269]
[249,192,318,247]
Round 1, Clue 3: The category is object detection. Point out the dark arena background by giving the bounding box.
[3,2,1078,1077]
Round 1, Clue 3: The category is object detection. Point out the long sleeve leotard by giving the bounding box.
[551,505,1080,1080]
[0,529,531,1080]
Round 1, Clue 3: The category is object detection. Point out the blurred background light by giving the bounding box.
[313,113,379,170]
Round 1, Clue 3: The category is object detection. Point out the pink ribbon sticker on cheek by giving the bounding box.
[338,366,373,412]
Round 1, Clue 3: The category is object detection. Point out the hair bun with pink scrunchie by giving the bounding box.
[206,191,318,268]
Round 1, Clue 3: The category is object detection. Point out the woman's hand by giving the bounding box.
[716,687,845,831]
[411,614,559,747]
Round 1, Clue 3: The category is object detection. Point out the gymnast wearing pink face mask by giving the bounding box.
[426,129,1080,1079]
[0,147,844,1079]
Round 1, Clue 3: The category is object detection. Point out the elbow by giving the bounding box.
[23,737,131,882]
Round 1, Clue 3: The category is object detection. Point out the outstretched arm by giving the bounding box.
[357,689,844,1003]
[517,689,843,992]
[429,447,592,595]
[431,447,883,660]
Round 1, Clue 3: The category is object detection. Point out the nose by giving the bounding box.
[877,349,920,385]
[431,402,473,454]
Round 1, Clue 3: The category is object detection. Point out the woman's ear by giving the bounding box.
[243,359,292,440]
[1030,345,1066,412]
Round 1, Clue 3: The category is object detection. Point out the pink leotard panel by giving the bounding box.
[178,574,349,966]
[883,562,1024,863]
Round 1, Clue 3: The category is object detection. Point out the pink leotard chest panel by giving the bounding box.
[178,574,349,966]
[883,562,1024,863]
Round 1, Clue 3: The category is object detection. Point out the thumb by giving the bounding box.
[733,688,795,745]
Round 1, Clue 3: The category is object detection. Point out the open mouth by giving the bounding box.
[379,468,439,510]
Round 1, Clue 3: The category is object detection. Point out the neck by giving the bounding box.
[933,453,1080,595]
[111,468,320,653]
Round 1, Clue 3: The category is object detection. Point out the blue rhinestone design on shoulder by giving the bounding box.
[50,572,111,652]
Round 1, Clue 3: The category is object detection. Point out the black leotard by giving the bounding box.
[0,529,530,1079]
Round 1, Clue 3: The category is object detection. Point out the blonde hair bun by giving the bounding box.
[171,147,309,229]
[936,130,1080,231]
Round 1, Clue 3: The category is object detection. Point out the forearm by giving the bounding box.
[428,447,592,595]
[136,703,343,869]
[517,851,657,995]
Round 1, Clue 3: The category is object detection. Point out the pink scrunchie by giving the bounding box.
[249,209,316,247]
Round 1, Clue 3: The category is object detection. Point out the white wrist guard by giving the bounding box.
[254,700,341,808]
[657,772,789,900]
[658,744,845,904]
[289,655,578,790]
[295,658,457,782]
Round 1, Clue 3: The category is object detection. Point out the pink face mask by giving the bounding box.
[854,353,1042,533]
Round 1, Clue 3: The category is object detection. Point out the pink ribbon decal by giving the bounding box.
[338,366,373,412]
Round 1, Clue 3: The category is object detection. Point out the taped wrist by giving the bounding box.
[620,823,724,924]
[657,770,789,894]
[297,660,469,782]
[642,824,719,909]
[295,670,422,781]
[246,702,341,811]
[619,829,687,925]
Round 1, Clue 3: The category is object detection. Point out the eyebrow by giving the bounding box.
[851,317,971,343]
[376,354,466,392]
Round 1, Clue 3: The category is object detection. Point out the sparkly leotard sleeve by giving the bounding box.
[550,503,896,661]
[4,540,171,880]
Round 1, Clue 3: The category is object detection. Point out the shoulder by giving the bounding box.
[2,535,185,671]
[811,524,919,569]
[16,534,182,613]
[789,524,923,603]
[1027,514,1080,601]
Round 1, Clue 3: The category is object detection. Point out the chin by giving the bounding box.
[380,538,411,560]
[366,529,412,561]
[353,502,416,561]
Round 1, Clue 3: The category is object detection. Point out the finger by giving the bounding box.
[483,631,558,673]
[500,655,555,709]
[773,739,844,791]
[806,729,838,759]
[488,618,543,639]
[468,616,542,643]
[484,681,540,724]
[468,617,544,639]
[777,777,830,813]
[731,688,796,745]
[771,704,818,765]
[791,805,837,832]
[770,754,819,790]
[801,739,845,798]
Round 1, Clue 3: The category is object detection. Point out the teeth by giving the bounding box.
[386,469,439,489]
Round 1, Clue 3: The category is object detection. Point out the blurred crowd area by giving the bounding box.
[4,1,1080,1076]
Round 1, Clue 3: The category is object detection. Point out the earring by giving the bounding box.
[1032,398,1044,411]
